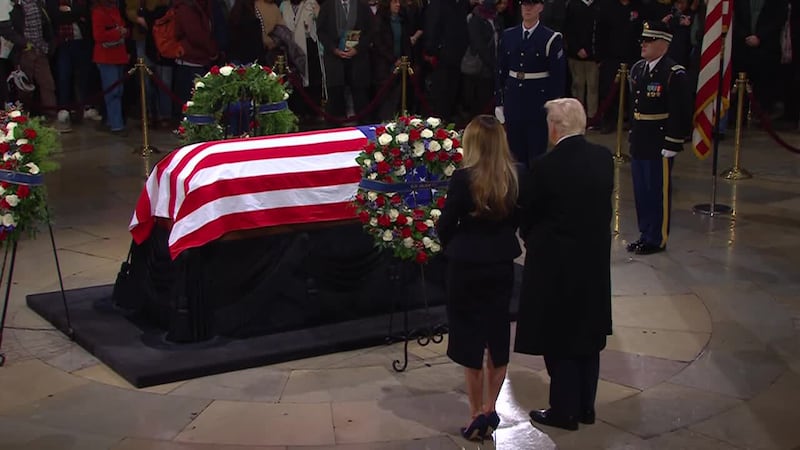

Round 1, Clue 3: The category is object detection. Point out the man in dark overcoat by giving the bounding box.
[515,97,613,431]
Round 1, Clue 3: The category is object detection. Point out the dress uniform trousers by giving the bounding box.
[631,156,673,248]
[507,112,548,166]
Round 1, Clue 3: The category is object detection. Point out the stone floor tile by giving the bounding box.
[73,364,186,394]
[42,344,100,373]
[690,372,800,450]
[646,429,745,449]
[175,401,334,446]
[0,416,121,450]
[606,326,709,362]
[0,359,88,413]
[669,348,787,399]
[289,435,460,450]
[5,383,210,440]
[280,366,409,403]
[509,352,546,372]
[598,383,742,438]
[612,294,712,333]
[595,380,640,406]
[550,421,652,450]
[168,367,290,402]
[611,260,693,296]
[112,437,286,450]
[599,350,689,390]
[482,421,555,450]
[496,368,550,425]
[393,360,465,395]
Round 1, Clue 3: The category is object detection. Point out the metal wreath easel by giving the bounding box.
[0,177,72,366]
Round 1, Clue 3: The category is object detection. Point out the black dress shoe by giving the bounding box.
[580,409,595,425]
[625,239,643,252]
[529,409,579,431]
[634,243,665,255]
[460,414,488,441]
[484,411,500,438]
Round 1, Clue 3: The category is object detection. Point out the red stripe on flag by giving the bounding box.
[168,140,219,219]
[131,190,154,244]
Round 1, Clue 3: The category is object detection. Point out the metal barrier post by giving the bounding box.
[614,63,630,164]
[393,56,413,115]
[721,72,753,180]
[130,58,159,157]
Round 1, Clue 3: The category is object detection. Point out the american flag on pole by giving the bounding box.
[129,127,373,259]
[692,0,734,159]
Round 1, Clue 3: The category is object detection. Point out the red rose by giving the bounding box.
[377,215,392,227]
[425,151,437,162]
[263,66,273,73]
[237,67,247,75]
[452,138,460,148]
[392,158,403,168]
[178,126,186,135]
[16,185,30,199]
[375,195,386,207]
[435,129,448,140]
[409,129,421,141]
[390,194,402,205]
[415,251,428,264]
[452,152,463,163]
[358,211,370,223]
[13,116,27,124]
[0,143,9,152]
[0,199,9,209]
[23,128,36,139]
[376,126,386,135]
[19,143,34,154]
[438,152,449,162]
[278,78,285,85]
[390,148,401,158]
[404,159,413,169]
[413,209,425,219]
[415,221,428,232]
[364,142,376,154]
[182,104,188,113]
[210,65,220,75]
[396,215,408,226]
[384,176,394,183]
[2,161,13,170]
[376,161,391,174]
[400,226,412,238]
[0,182,8,189]
[397,115,409,125]
[436,196,446,208]
[355,193,366,204]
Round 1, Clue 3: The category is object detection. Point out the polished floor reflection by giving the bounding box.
[0,121,799,449]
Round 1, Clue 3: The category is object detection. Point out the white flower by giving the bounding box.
[283,92,290,100]
[410,118,422,126]
[219,65,234,76]
[0,187,4,196]
[269,71,278,79]
[25,162,39,175]
[389,209,400,221]
[194,81,205,89]
[369,217,378,227]
[2,153,10,162]
[394,165,407,176]
[252,63,261,69]
[396,133,409,144]
[6,122,17,133]
[403,237,414,248]
[362,159,372,167]
[422,237,433,248]
[8,111,21,118]
[412,142,425,157]
[373,151,385,163]
[0,131,5,141]
[15,139,28,146]
[420,129,433,139]
[444,164,456,177]
[186,101,194,107]
[426,117,441,127]
[430,242,442,253]
[367,191,378,201]
[368,173,378,180]
[449,130,459,139]
[377,133,393,146]
[429,141,441,152]
[443,138,453,150]
[425,219,434,228]
[430,209,442,219]
[11,152,21,160]
[386,123,396,131]
[2,213,15,227]
[382,229,394,241]
[456,147,464,155]
[4,195,18,207]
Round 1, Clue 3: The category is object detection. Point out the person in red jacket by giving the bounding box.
[92,0,129,135]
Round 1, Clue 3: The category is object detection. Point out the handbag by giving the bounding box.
[111,240,138,312]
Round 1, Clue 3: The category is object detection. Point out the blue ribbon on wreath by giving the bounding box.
[256,101,288,114]
[0,169,43,186]
[185,114,217,125]
[358,166,447,207]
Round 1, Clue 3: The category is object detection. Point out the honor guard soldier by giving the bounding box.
[627,20,689,255]
[494,0,566,168]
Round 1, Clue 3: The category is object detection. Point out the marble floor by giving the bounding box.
[1,119,799,449]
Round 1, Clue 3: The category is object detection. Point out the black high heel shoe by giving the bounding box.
[484,411,500,438]
[460,414,488,441]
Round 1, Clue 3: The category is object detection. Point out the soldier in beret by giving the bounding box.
[626,20,689,255]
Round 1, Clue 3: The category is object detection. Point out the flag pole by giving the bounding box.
[693,9,732,217]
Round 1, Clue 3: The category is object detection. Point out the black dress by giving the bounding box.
[436,168,521,369]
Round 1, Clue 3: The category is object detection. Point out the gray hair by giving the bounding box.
[544,98,587,137]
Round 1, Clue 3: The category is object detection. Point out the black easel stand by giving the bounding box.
[0,209,72,366]
[386,261,448,372]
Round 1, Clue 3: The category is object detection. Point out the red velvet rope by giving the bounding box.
[288,72,399,124]
[23,70,133,112]
[587,78,621,127]
[747,88,800,155]
[147,70,185,107]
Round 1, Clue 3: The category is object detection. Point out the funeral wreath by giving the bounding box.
[0,105,60,243]
[353,116,463,264]
[179,63,298,144]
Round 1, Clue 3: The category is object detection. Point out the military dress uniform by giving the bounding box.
[628,22,689,255]
[496,1,566,168]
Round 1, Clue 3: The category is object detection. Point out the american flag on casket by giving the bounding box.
[129,127,375,259]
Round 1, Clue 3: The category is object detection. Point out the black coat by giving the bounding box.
[466,10,497,79]
[371,11,412,83]
[596,0,643,61]
[514,135,613,356]
[733,0,788,65]
[436,168,522,263]
[423,0,469,67]
[564,0,599,61]
[317,0,373,87]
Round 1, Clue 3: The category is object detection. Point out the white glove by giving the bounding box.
[661,149,678,158]
[494,106,505,124]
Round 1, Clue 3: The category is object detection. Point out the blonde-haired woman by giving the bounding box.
[436,115,521,441]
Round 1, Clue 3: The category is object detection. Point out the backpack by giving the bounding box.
[152,6,183,59]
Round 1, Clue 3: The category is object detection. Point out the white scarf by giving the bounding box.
[280,0,321,86]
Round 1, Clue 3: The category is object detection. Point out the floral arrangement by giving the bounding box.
[353,116,463,264]
[179,63,298,144]
[0,105,60,243]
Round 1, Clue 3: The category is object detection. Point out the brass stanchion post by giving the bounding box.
[721,72,752,180]
[614,63,630,163]
[274,55,287,76]
[393,56,413,115]
[130,57,160,157]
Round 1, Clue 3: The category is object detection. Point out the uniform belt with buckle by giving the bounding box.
[633,112,669,121]
[509,70,550,80]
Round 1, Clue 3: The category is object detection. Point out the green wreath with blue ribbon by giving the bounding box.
[179,63,298,144]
